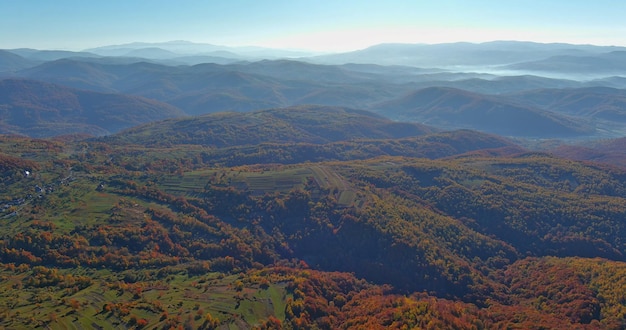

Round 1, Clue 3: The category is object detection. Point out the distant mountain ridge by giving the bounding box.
[5,40,626,73]
[84,40,319,59]
[7,48,100,61]
[507,87,626,122]
[307,41,626,67]
[502,51,626,76]
[0,50,37,72]
[10,58,404,114]
[6,57,626,138]
[0,78,184,137]
[3,40,626,139]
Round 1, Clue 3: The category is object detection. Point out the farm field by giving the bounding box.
[0,265,291,329]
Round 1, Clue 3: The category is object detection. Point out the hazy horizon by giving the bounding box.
[2,0,625,52]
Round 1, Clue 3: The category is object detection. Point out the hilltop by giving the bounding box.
[105,105,436,146]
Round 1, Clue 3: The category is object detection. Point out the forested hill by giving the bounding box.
[374,86,593,137]
[0,78,184,137]
[104,105,437,147]
[2,127,626,328]
[3,53,626,139]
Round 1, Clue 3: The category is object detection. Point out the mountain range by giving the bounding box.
[84,40,318,59]
[307,41,626,68]
[4,40,626,76]
[503,51,626,76]
[2,41,626,139]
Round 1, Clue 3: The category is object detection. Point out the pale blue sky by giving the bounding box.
[1,0,625,51]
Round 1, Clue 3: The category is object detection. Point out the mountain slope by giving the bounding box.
[0,78,185,137]
[15,59,120,92]
[14,59,329,112]
[232,59,377,83]
[507,87,626,122]
[3,130,626,328]
[150,130,523,167]
[0,50,37,72]
[106,105,436,146]
[551,137,626,168]
[6,48,100,61]
[374,87,592,137]
[503,51,626,75]
[410,75,582,95]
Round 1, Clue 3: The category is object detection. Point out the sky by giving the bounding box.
[1,0,625,52]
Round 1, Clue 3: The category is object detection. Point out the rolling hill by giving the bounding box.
[16,57,606,138]
[106,105,436,146]
[3,129,626,328]
[550,137,626,168]
[503,51,626,76]
[0,78,185,137]
[408,75,582,95]
[15,59,121,92]
[14,59,370,113]
[7,54,624,141]
[233,59,377,83]
[0,50,37,72]
[507,87,626,121]
[373,87,592,137]
[3,42,626,142]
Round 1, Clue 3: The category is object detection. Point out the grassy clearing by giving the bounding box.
[157,163,361,208]
[338,190,357,207]
[158,169,216,196]
[0,266,289,329]
[241,167,312,194]
[2,177,130,236]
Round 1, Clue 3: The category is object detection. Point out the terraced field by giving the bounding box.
[158,164,359,206]
[0,266,290,329]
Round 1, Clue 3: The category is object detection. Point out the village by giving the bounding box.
[1,168,75,219]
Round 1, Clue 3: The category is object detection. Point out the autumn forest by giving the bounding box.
[2,41,626,329]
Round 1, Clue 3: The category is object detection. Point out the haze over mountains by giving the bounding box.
[2,40,626,141]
